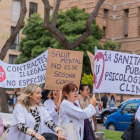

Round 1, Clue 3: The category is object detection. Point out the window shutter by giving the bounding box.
[12,1,20,22]
[124,19,129,36]
[103,19,107,27]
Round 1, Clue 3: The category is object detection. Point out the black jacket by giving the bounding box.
[101,95,108,108]
[121,119,140,140]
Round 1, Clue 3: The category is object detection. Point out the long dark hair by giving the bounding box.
[111,95,115,101]
[79,84,88,94]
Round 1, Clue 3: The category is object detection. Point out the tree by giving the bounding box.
[0,0,104,112]
[0,0,27,112]
[15,8,103,74]
[103,40,121,51]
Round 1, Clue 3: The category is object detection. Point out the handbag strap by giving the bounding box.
[58,108,73,127]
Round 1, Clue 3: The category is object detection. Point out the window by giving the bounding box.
[121,103,138,114]
[103,9,108,37]
[103,27,106,36]
[11,0,21,22]
[124,9,129,37]
[104,9,108,18]
[50,7,53,16]
[10,27,19,50]
[29,2,38,17]
[139,8,140,36]
[9,55,17,64]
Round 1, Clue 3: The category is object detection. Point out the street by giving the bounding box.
[97,122,106,130]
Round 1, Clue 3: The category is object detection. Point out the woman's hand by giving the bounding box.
[90,97,96,106]
[56,130,66,140]
[35,133,46,140]
[55,103,60,112]
[98,101,103,108]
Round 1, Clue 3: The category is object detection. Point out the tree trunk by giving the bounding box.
[0,0,27,113]
[0,88,8,113]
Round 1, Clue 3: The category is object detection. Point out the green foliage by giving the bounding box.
[81,73,93,87]
[15,7,103,74]
[103,40,121,51]
[98,130,123,140]
[0,33,9,39]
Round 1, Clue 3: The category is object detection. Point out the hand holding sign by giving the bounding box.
[90,97,96,106]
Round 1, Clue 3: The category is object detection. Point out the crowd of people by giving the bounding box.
[1,82,140,140]
[0,83,104,140]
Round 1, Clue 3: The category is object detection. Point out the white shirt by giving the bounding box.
[44,99,59,133]
[7,104,52,140]
[60,99,96,140]
[75,100,99,130]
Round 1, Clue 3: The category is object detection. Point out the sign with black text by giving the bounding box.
[0,50,48,88]
[94,49,140,95]
[45,48,83,90]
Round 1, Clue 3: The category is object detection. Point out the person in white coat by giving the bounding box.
[44,90,60,133]
[60,83,97,140]
[7,83,65,140]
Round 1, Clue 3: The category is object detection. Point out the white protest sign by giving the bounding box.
[93,49,140,95]
[0,50,48,88]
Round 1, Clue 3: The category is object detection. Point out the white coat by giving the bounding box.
[75,100,99,131]
[60,99,96,140]
[7,103,52,140]
[44,99,59,133]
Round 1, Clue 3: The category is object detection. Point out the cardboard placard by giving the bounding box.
[45,48,83,90]
[86,50,94,74]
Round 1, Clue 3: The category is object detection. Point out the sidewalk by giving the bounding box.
[0,133,8,140]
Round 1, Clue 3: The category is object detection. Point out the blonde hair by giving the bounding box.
[48,90,54,100]
[16,83,43,112]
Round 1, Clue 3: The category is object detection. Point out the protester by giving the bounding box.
[41,89,50,103]
[121,106,140,140]
[12,94,17,109]
[101,93,108,109]
[0,114,4,137]
[44,90,60,133]
[7,83,65,140]
[60,83,97,140]
[6,93,10,112]
[78,84,102,132]
[108,95,116,107]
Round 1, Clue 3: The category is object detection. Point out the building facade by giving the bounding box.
[0,0,55,64]
[59,0,140,54]
[1,0,140,64]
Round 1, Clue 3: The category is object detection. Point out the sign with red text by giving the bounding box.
[93,49,140,95]
[45,48,83,90]
[0,66,6,82]
[0,50,48,88]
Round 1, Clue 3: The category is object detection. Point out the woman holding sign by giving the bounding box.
[7,83,65,140]
[44,90,60,133]
[78,84,102,132]
[59,83,97,140]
